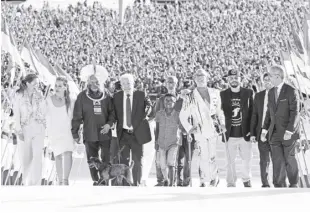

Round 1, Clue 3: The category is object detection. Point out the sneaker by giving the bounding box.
[227,183,236,187]
[209,178,220,187]
[243,180,252,188]
[155,182,164,187]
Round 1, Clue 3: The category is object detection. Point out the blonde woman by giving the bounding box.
[46,77,76,185]
[13,74,46,186]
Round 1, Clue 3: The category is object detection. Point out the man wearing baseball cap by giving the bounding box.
[220,69,254,187]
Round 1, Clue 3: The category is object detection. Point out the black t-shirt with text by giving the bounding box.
[230,92,243,138]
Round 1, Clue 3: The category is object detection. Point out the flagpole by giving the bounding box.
[286,40,310,147]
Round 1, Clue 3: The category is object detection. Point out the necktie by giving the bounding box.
[274,87,278,103]
[126,94,132,127]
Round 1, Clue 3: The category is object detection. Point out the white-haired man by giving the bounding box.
[113,73,152,186]
[180,69,225,187]
[261,65,300,188]
[71,68,115,186]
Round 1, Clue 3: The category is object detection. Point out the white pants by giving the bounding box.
[225,137,252,185]
[20,121,45,186]
[198,136,218,184]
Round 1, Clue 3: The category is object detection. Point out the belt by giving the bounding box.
[123,129,134,134]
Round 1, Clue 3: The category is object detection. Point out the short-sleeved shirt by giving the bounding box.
[155,110,181,150]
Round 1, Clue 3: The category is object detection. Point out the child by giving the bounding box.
[155,94,181,186]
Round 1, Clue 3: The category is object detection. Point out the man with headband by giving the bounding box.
[71,65,115,186]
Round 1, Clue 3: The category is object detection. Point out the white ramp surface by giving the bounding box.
[1,185,309,213]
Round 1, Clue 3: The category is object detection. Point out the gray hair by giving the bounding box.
[166,76,178,83]
[193,69,210,79]
[270,65,285,80]
[120,73,135,84]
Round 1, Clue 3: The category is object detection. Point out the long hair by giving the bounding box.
[56,76,71,113]
[16,74,38,94]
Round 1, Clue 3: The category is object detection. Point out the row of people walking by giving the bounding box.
[11,65,307,187]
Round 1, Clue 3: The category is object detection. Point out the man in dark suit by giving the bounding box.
[113,73,152,186]
[250,73,274,187]
[220,70,254,187]
[261,65,300,188]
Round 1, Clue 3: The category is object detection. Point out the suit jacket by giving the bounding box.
[113,90,152,145]
[220,87,253,142]
[262,83,300,141]
[250,90,267,140]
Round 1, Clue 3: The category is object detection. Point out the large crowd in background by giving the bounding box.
[1,0,309,94]
[1,0,310,187]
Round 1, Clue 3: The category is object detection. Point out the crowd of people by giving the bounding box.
[1,0,310,187]
[1,0,308,93]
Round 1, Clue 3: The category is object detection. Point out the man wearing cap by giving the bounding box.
[220,69,254,187]
[180,69,225,187]
[113,73,152,186]
[261,65,300,188]
[250,73,275,187]
[71,65,115,186]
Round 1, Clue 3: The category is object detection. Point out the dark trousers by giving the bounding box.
[257,140,273,186]
[119,131,144,186]
[85,140,111,182]
[270,133,298,187]
[110,137,120,164]
[177,135,195,186]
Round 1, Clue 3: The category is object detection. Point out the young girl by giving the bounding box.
[46,77,76,185]
[155,94,181,186]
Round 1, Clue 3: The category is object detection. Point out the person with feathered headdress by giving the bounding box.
[71,64,116,186]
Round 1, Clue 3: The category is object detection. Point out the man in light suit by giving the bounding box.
[250,73,275,187]
[261,65,300,188]
[180,69,225,187]
[113,73,152,186]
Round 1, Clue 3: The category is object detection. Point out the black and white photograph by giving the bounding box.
[1,0,310,212]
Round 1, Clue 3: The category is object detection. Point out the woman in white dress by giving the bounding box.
[46,77,75,185]
[13,74,46,186]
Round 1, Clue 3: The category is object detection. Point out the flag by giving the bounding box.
[21,43,56,85]
[304,12,310,65]
[1,19,26,85]
[283,41,310,95]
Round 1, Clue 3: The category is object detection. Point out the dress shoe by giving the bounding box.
[200,183,206,187]
[243,180,252,188]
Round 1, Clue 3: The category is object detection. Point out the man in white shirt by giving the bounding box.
[261,65,300,188]
[250,73,275,187]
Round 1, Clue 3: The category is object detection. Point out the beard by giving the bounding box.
[229,81,239,88]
